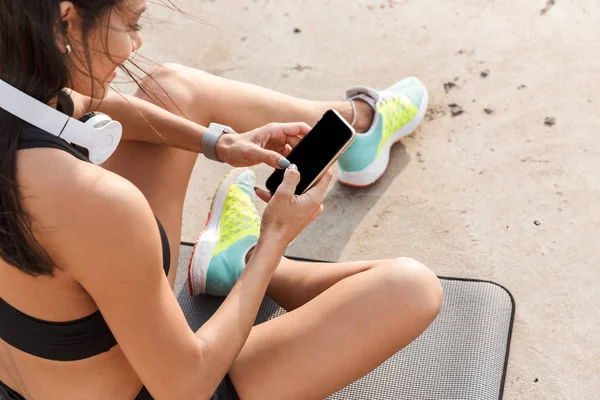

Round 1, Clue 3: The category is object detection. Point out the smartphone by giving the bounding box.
[266,109,356,195]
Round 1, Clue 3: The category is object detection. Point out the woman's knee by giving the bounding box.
[377,257,443,325]
[133,63,197,117]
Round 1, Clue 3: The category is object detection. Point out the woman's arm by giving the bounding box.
[74,89,305,169]
[51,164,284,399]
[76,88,212,153]
[192,235,285,381]
[189,166,332,378]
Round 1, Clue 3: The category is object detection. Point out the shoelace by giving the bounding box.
[219,194,260,244]
[380,91,401,105]
[379,92,408,130]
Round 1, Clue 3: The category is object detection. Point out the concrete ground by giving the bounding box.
[136,1,600,398]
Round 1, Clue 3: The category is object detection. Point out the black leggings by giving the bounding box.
[0,379,25,400]
[0,375,240,400]
[137,374,240,400]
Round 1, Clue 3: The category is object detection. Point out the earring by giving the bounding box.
[65,44,72,55]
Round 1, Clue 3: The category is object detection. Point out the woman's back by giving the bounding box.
[0,135,157,399]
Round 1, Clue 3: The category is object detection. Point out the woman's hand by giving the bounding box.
[256,166,333,246]
[217,122,310,168]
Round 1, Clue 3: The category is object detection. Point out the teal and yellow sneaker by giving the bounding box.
[338,77,429,187]
[188,168,260,297]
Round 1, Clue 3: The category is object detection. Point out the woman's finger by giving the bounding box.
[276,122,311,138]
[283,144,294,157]
[310,204,325,222]
[286,135,302,149]
[276,165,301,198]
[306,169,333,201]
[254,187,273,203]
[257,147,290,169]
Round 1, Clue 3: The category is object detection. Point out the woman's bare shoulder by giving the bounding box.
[16,148,156,271]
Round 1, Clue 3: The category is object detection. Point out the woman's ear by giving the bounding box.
[57,2,76,53]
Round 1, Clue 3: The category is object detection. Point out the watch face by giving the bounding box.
[210,123,234,135]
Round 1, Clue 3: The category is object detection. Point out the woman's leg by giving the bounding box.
[231,257,443,400]
[144,63,375,133]
[266,257,384,311]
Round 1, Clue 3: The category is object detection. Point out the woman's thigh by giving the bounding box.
[101,142,198,286]
[100,70,210,285]
[230,257,443,400]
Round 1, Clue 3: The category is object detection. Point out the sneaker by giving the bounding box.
[188,168,260,296]
[337,77,429,187]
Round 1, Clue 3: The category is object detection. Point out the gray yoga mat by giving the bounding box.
[176,243,514,400]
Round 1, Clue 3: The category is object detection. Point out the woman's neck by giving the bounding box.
[48,90,98,119]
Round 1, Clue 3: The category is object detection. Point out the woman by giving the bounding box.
[0,1,442,399]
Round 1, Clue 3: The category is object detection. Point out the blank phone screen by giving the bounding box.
[266,110,354,195]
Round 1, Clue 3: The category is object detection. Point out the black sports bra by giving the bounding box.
[0,125,171,362]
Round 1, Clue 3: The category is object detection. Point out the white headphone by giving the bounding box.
[0,79,122,165]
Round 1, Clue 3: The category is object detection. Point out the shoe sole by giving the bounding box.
[187,168,247,296]
[337,89,429,187]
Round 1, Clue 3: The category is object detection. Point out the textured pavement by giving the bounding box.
[134,1,600,399]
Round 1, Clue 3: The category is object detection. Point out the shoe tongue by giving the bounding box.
[346,86,379,109]
[236,170,256,198]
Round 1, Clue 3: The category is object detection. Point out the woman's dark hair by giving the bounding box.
[0,0,127,276]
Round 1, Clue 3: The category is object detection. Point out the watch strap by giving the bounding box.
[203,123,233,162]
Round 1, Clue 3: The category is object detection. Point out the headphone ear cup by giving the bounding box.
[78,112,122,165]
[79,112,110,126]
[72,112,113,160]
[69,142,90,160]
